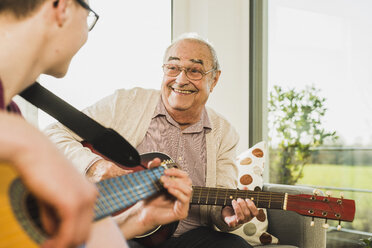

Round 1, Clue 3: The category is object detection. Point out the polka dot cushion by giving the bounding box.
[230,141,279,246]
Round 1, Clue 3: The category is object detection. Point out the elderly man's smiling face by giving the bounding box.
[161,39,220,123]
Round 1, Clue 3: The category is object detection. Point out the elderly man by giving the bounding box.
[45,33,258,248]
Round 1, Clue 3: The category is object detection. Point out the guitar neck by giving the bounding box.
[191,186,287,210]
[94,166,165,220]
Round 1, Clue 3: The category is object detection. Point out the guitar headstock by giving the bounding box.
[286,193,355,223]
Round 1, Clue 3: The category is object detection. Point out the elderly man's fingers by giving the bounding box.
[236,198,252,223]
[245,199,259,217]
[148,158,162,169]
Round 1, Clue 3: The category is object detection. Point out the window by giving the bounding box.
[38,0,171,129]
[268,0,372,245]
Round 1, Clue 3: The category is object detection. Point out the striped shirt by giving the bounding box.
[136,98,211,236]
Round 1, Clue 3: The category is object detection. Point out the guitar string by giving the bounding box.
[191,195,285,202]
[191,189,285,204]
[191,190,350,208]
[2,186,347,217]
[3,168,349,228]
[192,189,344,202]
[6,167,166,227]
[4,185,344,223]
[99,171,154,212]
[191,195,343,205]
[0,194,349,230]
[192,189,282,195]
[2,190,345,213]
[94,168,164,218]
[7,156,348,212]
[191,191,285,199]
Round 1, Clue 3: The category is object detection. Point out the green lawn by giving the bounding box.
[297,164,372,190]
[296,164,372,232]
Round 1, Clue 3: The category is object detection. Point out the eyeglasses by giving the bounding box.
[75,0,99,31]
[53,0,99,31]
[162,64,215,81]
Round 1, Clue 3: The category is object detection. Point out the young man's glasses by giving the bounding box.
[76,0,99,31]
[53,0,99,31]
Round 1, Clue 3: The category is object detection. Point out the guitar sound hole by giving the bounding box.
[26,195,43,231]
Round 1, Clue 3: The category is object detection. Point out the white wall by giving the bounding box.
[14,0,251,155]
[36,0,171,129]
[173,0,250,153]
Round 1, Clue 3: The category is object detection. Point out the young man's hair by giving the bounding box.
[0,0,46,18]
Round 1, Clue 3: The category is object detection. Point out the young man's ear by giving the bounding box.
[52,0,69,28]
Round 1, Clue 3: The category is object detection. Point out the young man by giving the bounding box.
[0,0,101,247]
[45,33,258,248]
[0,1,191,247]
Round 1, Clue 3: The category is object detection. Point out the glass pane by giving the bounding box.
[268,0,372,246]
[38,0,171,129]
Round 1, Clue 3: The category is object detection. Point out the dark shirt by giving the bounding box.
[0,78,22,114]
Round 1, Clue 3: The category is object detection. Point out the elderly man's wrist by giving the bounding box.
[86,158,104,182]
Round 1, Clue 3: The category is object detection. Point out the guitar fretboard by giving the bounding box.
[191,186,286,210]
[94,166,165,220]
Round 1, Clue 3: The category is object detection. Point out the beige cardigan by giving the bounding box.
[45,87,240,231]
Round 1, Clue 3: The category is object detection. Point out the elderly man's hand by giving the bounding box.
[113,167,192,239]
[86,159,134,183]
[222,198,259,228]
[135,168,192,227]
[86,157,163,183]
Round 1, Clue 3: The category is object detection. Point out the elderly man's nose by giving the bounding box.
[176,70,188,84]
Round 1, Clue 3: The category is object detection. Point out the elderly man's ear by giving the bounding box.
[210,70,221,93]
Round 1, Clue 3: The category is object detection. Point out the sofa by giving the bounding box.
[255,183,326,248]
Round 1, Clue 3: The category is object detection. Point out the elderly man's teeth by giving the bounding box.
[173,89,193,94]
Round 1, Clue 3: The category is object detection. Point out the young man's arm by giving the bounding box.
[0,111,98,247]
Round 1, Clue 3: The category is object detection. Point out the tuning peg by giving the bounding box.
[326,191,332,197]
[337,220,342,231]
[310,217,315,227]
[340,192,344,199]
[322,219,329,229]
[313,189,320,196]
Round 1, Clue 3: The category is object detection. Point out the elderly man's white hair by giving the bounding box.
[163,33,221,72]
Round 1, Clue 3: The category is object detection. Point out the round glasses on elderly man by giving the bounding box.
[162,64,216,81]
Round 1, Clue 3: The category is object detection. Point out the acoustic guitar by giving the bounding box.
[0,152,171,248]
